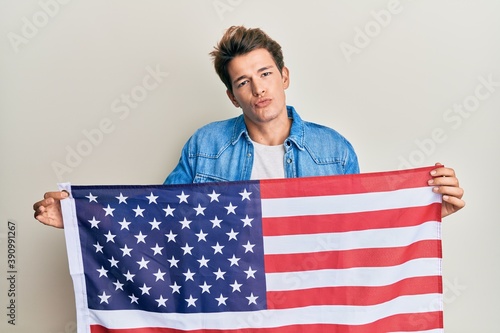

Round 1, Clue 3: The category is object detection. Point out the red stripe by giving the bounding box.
[259,166,436,199]
[90,311,442,332]
[266,275,442,308]
[264,239,441,272]
[262,203,441,236]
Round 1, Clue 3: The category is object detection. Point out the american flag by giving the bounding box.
[61,166,443,333]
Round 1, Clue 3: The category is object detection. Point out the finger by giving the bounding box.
[443,194,466,210]
[43,191,69,200]
[433,185,464,199]
[430,166,456,178]
[428,176,460,187]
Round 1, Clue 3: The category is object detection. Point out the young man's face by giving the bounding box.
[226,48,290,128]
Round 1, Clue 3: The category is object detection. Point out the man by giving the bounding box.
[33,26,465,228]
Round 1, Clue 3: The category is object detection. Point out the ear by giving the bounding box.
[226,89,240,108]
[281,66,290,89]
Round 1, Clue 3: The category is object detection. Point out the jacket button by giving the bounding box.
[286,158,292,164]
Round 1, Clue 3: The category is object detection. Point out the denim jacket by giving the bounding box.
[164,105,359,184]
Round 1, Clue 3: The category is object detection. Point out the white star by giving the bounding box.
[230,280,242,292]
[103,204,115,216]
[215,293,228,306]
[129,294,139,304]
[210,216,223,228]
[228,255,241,267]
[165,230,177,242]
[207,190,220,202]
[134,231,147,243]
[96,266,108,278]
[93,242,103,253]
[86,193,98,202]
[214,268,226,280]
[168,256,179,268]
[239,188,252,201]
[197,255,209,268]
[181,243,194,255]
[153,269,166,282]
[133,205,145,217]
[244,266,257,279]
[146,192,158,204]
[136,257,150,270]
[195,229,208,242]
[170,281,181,294]
[199,281,212,294]
[151,243,164,256]
[98,291,110,304]
[185,295,197,307]
[104,231,116,243]
[88,216,100,229]
[179,217,192,229]
[183,269,195,281]
[163,205,175,217]
[118,218,131,230]
[224,202,237,215]
[139,283,151,295]
[120,244,133,257]
[226,228,239,241]
[149,218,161,230]
[242,241,255,253]
[155,295,168,307]
[246,293,258,305]
[113,280,124,291]
[212,242,224,254]
[124,270,135,282]
[177,191,189,203]
[108,256,119,268]
[116,193,128,204]
[193,204,206,216]
[241,215,254,227]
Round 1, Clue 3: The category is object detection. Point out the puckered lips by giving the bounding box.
[255,98,272,108]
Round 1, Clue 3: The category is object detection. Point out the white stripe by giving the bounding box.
[59,183,91,333]
[266,258,441,291]
[261,187,441,217]
[264,221,440,254]
[88,294,442,330]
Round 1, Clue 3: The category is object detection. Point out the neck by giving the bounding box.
[246,118,292,146]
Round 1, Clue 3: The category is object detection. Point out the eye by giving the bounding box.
[237,80,249,88]
[262,72,272,77]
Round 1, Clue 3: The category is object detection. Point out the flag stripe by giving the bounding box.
[261,187,441,218]
[262,203,441,236]
[263,221,440,255]
[85,294,442,330]
[266,275,442,308]
[266,258,441,290]
[264,239,441,272]
[90,311,444,332]
[259,166,435,198]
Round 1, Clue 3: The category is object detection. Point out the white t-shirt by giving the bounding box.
[250,140,285,180]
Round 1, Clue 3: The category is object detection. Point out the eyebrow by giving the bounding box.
[232,65,275,85]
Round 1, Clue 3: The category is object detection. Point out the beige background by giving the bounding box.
[1,0,499,332]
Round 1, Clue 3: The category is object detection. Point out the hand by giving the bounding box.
[33,191,68,228]
[428,163,465,218]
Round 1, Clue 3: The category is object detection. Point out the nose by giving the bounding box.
[252,82,265,97]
